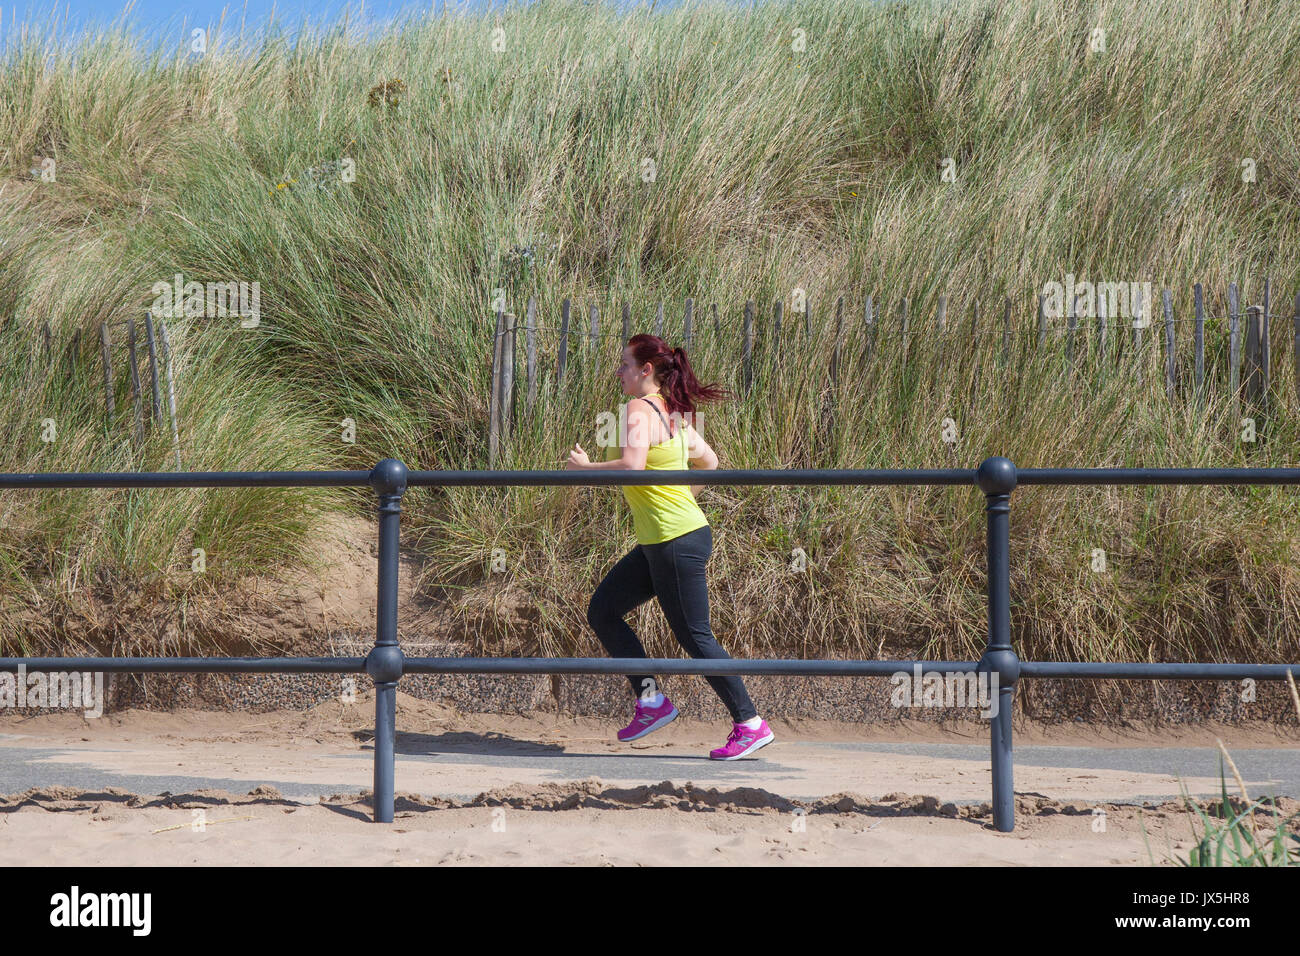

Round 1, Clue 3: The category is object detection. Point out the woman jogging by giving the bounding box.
[562,334,773,760]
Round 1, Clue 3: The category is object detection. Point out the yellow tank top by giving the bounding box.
[604,393,709,545]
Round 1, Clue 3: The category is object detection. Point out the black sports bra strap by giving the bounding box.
[637,396,687,467]
[637,397,673,437]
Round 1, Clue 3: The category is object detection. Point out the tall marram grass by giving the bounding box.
[1145,676,1300,864]
[1,0,1298,698]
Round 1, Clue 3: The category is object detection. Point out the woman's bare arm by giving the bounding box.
[685,423,718,497]
[577,404,651,470]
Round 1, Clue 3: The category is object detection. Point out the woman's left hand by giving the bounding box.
[564,443,591,469]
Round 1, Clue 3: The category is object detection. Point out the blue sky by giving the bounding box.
[1,0,719,53]
[3,1,499,50]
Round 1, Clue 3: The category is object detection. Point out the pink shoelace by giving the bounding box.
[726,726,751,745]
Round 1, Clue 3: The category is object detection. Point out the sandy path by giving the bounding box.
[0,792,1203,867]
[2,695,1297,865]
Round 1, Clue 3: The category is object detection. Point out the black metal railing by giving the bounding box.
[3,456,1299,832]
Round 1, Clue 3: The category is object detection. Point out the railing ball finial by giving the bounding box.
[365,643,405,683]
[369,457,409,495]
[976,456,1017,496]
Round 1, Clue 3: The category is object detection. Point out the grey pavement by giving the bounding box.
[2,734,1297,806]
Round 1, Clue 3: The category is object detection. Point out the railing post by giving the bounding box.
[366,458,408,823]
[977,456,1020,832]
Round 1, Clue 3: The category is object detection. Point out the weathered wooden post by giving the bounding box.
[1244,306,1262,404]
[144,311,162,426]
[158,318,182,469]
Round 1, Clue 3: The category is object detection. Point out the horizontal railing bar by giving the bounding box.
[0,657,366,673]
[2,658,1295,679]
[0,471,372,490]
[400,658,982,675]
[404,468,976,487]
[1019,662,1300,679]
[1017,468,1300,485]
[3,467,1300,491]
[367,658,1300,678]
[0,657,979,676]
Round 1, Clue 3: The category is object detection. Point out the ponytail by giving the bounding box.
[626,334,732,419]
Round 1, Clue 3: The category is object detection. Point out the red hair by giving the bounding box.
[626,334,732,419]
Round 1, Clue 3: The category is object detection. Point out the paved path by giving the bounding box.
[3,733,1296,806]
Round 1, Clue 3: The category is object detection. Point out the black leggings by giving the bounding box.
[586,524,758,723]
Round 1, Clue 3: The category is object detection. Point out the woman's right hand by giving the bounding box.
[563,442,591,470]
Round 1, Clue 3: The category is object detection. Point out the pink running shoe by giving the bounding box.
[617,696,679,742]
[709,719,774,760]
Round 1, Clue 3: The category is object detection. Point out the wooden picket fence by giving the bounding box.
[41,312,182,466]
[487,280,1298,464]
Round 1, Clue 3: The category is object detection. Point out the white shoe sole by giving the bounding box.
[619,706,678,742]
[710,731,775,760]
